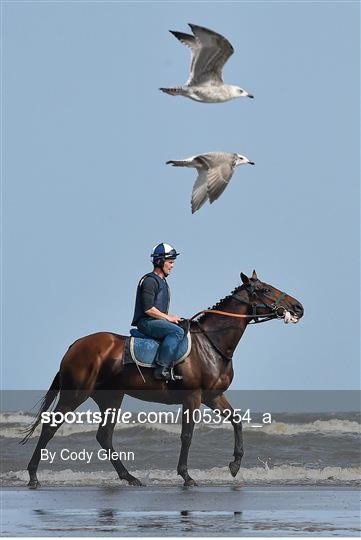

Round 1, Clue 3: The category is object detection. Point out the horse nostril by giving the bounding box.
[293,304,304,316]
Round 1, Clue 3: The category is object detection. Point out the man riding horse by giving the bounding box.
[23,268,303,488]
[131,242,184,381]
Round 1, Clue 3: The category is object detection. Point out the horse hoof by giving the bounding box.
[27,480,41,489]
[128,477,143,486]
[229,461,240,477]
[183,478,197,487]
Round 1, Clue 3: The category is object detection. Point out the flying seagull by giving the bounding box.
[160,23,254,103]
[166,152,255,213]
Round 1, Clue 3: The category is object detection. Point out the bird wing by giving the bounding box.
[191,169,209,214]
[206,162,235,204]
[187,24,234,86]
[169,30,201,86]
[194,152,233,169]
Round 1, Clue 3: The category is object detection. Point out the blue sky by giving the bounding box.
[2,1,360,390]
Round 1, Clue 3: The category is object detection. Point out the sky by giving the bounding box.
[2,1,360,391]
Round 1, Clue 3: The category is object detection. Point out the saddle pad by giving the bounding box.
[125,331,191,367]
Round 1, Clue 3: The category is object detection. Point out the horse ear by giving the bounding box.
[252,269,258,280]
[240,272,250,284]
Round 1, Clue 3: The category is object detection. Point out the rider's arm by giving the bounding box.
[141,277,181,323]
[144,306,181,323]
[141,277,158,312]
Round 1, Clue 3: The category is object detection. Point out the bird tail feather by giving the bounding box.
[166,160,193,167]
[159,87,183,96]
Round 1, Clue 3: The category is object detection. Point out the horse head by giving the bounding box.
[240,270,304,323]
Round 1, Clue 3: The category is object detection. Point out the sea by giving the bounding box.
[1,410,360,488]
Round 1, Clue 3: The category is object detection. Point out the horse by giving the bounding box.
[22,270,304,488]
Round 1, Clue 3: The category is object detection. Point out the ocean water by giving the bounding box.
[1,410,360,487]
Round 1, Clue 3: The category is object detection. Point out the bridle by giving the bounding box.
[233,288,288,324]
[190,287,289,325]
[189,287,290,362]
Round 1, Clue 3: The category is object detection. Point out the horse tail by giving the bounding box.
[19,372,60,445]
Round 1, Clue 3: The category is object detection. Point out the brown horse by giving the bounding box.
[22,270,303,488]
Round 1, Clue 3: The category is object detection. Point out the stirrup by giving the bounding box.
[153,365,171,381]
[170,366,183,381]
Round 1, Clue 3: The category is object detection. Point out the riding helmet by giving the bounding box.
[151,243,180,267]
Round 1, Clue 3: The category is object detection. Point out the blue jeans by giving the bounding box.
[137,319,185,368]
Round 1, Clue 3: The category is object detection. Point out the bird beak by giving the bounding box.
[247,93,254,99]
[248,161,255,165]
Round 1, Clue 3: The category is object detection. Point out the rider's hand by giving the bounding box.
[167,314,182,324]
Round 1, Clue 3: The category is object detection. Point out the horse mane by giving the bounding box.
[192,284,245,326]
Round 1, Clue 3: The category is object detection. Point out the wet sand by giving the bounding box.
[1,486,360,536]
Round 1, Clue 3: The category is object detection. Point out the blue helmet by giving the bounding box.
[151,243,180,266]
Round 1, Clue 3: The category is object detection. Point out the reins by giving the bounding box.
[189,290,288,325]
[189,308,277,323]
[188,288,288,362]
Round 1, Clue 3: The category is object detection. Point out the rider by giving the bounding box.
[131,243,185,381]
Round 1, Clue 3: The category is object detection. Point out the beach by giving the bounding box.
[2,486,360,536]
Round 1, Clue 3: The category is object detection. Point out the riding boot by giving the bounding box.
[153,365,171,381]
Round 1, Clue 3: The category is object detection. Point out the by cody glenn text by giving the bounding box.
[40,448,135,463]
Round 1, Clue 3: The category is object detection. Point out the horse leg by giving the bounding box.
[204,393,244,478]
[177,391,201,487]
[93,393,143,487]
[27,392,88,489]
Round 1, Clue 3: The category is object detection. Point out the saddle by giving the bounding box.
[123,326,191,368]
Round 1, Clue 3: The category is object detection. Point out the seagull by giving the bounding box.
[160,23,254,103]
[166,152,255,213]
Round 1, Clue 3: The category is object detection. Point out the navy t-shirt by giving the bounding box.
[131,272,170,325]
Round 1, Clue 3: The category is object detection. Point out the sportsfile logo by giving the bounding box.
[40,408,272,427]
